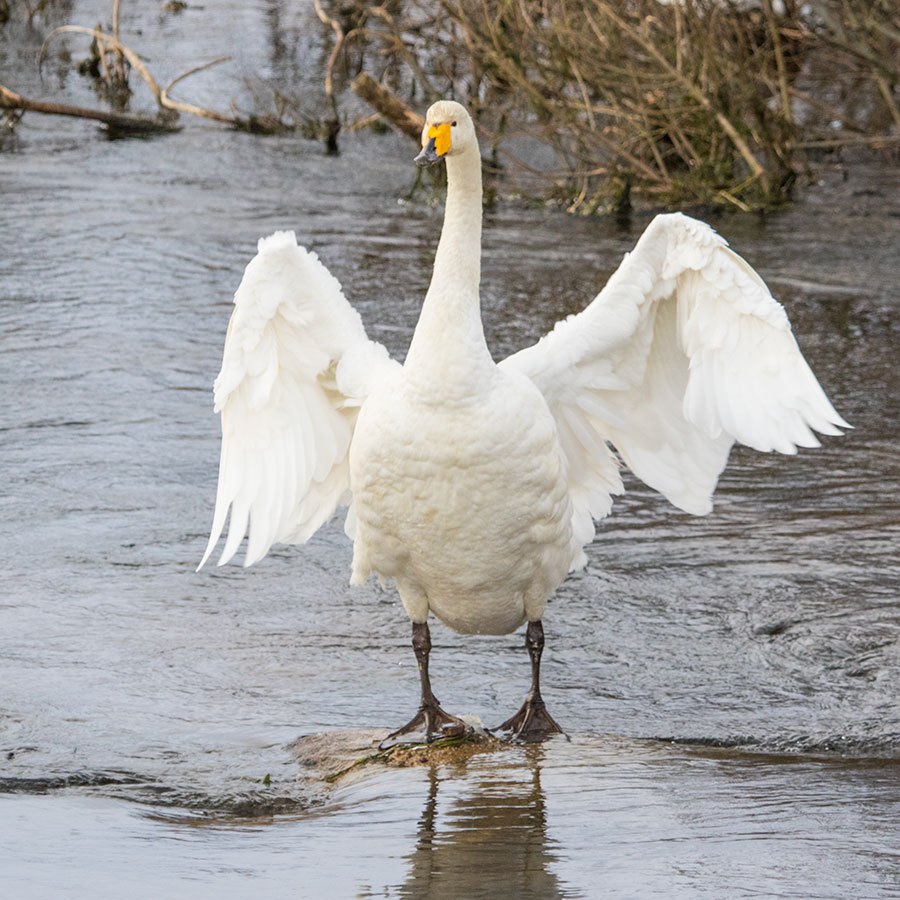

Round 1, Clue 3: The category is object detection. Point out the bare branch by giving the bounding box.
[162,56,232,96]
[0,82,178,133]
[351,71,424,142]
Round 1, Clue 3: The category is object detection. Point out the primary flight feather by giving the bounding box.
[201,100,847,744]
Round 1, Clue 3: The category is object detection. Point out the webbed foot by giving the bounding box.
[380,620,471,750]
[493,620,567,742]
[379,702,470,750]
[495,696,565,742]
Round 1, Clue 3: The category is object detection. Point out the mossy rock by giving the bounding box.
[291,727,509,785]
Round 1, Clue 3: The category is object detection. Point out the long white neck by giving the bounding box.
[404,143,494,397]
[428,145,483,290]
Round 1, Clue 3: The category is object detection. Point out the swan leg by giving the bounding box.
[496,620,565,742]
[380,621,470,750]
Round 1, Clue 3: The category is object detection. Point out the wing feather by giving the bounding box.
[501,212,848,564]
[200,231,397,569]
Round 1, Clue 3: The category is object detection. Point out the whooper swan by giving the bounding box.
[200,100,848,744]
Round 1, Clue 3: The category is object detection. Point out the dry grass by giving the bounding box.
[4,0,896,205]
[339,0,900,210]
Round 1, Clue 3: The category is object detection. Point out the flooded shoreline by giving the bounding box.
[6,736,900,899]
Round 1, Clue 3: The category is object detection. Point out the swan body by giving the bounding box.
[349,362,572,635]
[201,100,847,739]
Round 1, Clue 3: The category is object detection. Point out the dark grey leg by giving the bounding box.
[496,620,565,741]
[380,621,470,749]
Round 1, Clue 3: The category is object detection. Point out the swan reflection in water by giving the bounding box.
[380,747,575,900]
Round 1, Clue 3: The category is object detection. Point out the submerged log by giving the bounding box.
[292,724,505,785]
[0,83,179,134]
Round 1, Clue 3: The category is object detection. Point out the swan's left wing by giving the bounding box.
[199,231,397,569]
[500,213,848,565]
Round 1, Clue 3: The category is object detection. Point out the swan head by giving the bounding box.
[415,100,475,167]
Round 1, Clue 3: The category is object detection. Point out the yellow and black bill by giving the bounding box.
[415,123,451,167]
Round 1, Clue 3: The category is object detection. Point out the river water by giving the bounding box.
[2,2,900,898]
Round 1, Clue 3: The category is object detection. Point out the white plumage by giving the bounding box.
[200,101,846,730]
[199,232,396,570]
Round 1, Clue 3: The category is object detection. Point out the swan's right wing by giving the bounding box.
[501,213,848,566]
[199,231,398,569]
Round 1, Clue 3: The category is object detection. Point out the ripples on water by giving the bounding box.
[2,2,900,898]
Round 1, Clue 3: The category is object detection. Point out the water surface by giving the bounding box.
[2,3,899,897]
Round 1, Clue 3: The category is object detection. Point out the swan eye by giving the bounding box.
[452,121,457,127]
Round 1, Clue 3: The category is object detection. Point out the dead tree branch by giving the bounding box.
[0,83,178,133]
[40,27,255,129]
[352,71,424,142]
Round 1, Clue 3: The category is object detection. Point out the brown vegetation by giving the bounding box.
[341,0,900,210]
[2,0,897,210]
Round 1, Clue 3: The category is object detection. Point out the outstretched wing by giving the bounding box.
[500,213,848,565]
[199,231,397,568]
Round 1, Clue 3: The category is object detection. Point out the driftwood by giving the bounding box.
[4,0,294,139]
[351,72,424,143]
[0,83,178,134]
[22,19,288,136]
[43,27,238,126]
